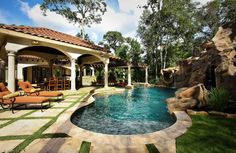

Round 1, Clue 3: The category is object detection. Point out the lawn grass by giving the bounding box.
[78,141,91,153]
[146,144,160,153]
[176,115,236,153]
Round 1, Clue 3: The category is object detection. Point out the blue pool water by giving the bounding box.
[71,87,176,135]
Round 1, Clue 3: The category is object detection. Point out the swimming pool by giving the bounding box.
[71,87,176,135]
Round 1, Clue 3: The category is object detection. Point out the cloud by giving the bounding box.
[19,0,147,44]
[88,0,147,42]
[19,1,79,35]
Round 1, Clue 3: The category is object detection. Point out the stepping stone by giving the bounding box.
[0,110,33,119]
[0,140,24,152]
[28,108,64,117]
[0,119,50,136]
[23,138,83,153]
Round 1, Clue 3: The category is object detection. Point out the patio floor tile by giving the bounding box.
[52,102,71,108]
[0,119,50,136]
[28,108,64,117]
[0,140,24,152]
[0,110,33,119]
[23,138,82,153]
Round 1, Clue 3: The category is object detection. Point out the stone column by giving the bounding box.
[83,68,86,76]
[145,66,149,84]
[127,64,132,86]
[70,58,76,90]
[104,58,109,88]
[48,60,53,78]
[17,64,24,81]
[7,51,16,92]
[79,64,83,86]
[91,67,95,76]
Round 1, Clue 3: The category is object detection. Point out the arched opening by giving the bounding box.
[17,46,71,86]
[77,54,102,86]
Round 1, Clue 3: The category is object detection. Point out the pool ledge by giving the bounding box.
[43,93,192,153]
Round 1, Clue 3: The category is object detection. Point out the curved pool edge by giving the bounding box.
[44,91,192,152]
[70,93,192,138]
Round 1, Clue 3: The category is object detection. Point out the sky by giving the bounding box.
[0,0,212,44]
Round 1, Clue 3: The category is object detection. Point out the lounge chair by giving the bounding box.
[0,83,50,113]
[18,81,64,99]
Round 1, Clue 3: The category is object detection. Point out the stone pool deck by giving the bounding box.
[0,87,192,153]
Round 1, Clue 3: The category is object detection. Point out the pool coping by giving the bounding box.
[45,90,192,152]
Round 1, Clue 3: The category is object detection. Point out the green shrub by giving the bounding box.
[149,78,159,84]
[207,87,230,111]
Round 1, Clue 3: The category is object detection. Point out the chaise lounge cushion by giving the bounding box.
[18,81,63,97]
[2,96,49,104]
[0,91,11,98]
[30,91,63,97]
[18,82,33,92]
[0,83,10,92]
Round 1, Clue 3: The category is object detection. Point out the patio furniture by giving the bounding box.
[64,79,70,90]
[18,81,64,99]
[0,83,50,113]
[48,78,57,91]
[57,78,64,90]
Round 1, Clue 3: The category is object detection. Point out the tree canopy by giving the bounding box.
[40,0,107,38]
[137,0,236,82]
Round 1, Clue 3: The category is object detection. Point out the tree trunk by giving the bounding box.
[163,46,168,69]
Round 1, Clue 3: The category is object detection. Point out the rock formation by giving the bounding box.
[161,22,236,99]
[166,84,208,113]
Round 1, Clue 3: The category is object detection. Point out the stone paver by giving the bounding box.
[23,138,82,153]
[0,140,24,152]
[0,119,50,136]
[0,120,10,125]
[0,110,32,119]
[28,108,64,117]
[52,102,71,108]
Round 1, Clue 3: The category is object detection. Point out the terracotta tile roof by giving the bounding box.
[0,24,107,52]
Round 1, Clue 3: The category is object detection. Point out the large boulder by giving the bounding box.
[166,84,208,113]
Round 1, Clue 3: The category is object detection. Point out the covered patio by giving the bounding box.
[0,25,149,91]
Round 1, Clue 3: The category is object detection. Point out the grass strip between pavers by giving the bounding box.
[40,133,70,139]
[0,110,37,129]
[0,135,30,141]
[78,141,91,153]
[0,118,13,120]
[146,144,160,153]
[50,107,68,109]
[10,93,88,153]
[23,117,54,120]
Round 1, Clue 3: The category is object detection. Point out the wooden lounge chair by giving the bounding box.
[0,83,50,113]
[18,81,64,99]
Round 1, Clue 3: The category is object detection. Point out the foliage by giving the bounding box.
[207,87,230,111]
[40,0,107,38]
[100,31,124,53]
[149,78,159,84]
[177,115,236,153]
[76,31,94,44]
[100,31,144,82]
[137,0,236,80]
[220,0,236,25]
